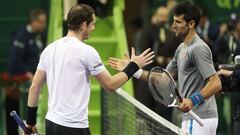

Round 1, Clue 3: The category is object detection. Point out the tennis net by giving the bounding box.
[102,88,188,135]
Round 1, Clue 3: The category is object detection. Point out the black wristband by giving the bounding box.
[26,106,38,125]
[122,62,139,79]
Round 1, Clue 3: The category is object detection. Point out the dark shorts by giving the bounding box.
[45,119,91,135]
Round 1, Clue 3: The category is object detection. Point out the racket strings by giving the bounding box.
[148,68,176,107]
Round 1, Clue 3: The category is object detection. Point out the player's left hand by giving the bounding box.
[179,98,193,112]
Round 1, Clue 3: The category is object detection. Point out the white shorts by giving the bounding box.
[181,118,218,135]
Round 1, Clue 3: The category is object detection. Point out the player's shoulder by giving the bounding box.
[40,43,52,57]
[72,40,98,56]
[189,38,212,58]
[64,37,97,52]
[40,38,61,56]
[45,39,59,50]
[81,42,99,54]
[192,37,211,51]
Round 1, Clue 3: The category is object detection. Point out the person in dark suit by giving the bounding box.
[7,9,47,135]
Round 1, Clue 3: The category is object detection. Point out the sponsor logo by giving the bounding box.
[93,63,103,69]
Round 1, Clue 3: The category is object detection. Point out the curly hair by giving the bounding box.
[173,1,202,28]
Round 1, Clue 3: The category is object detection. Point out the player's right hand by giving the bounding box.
[130,47,154,69]
[108,48,155,70]
[179,98,193,112]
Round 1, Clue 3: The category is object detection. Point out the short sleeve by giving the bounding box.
[166,55,178,74]
[192,45,216,79]
[166,44,182,74]
[84,47,105,76]
[37,49,47,71]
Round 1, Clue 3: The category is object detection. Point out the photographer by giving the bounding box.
[214,14,240,64]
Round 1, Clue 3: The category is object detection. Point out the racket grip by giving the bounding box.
[10,111,39,135]
[10,111,30,133]
[188,110,204,127]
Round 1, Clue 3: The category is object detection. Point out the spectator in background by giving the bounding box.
[213,15,240,135]
[166,0,177,23]
[166,0,177,12]
[197,9,213,47]
[214,15,240,64]
[131,16,143,55]
[7,9,47,135]
[134,6,181,121]
[196,8,220,63]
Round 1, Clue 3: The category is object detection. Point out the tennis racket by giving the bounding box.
[10,110,39,135]
[148,66,204,126]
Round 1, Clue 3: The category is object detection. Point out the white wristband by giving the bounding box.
[133,69,143,79]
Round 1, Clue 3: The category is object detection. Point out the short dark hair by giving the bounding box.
[28,9,46,23]
[173,1,202,28]
[67,4,95,31]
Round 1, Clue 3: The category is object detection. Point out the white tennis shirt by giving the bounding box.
[37,36,105,128]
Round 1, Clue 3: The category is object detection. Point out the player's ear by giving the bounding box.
[189,20,195,29]
[79,21,87,31]
[82,21,87,29]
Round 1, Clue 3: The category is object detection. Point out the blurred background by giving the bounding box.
[0,0,240,135]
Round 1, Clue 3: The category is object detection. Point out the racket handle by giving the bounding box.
[10,110,39,135]
[10,111,30,133]
[188,110,204,127]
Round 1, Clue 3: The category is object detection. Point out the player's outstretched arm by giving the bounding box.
[96,47,154,91]
[108,49,151,81]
